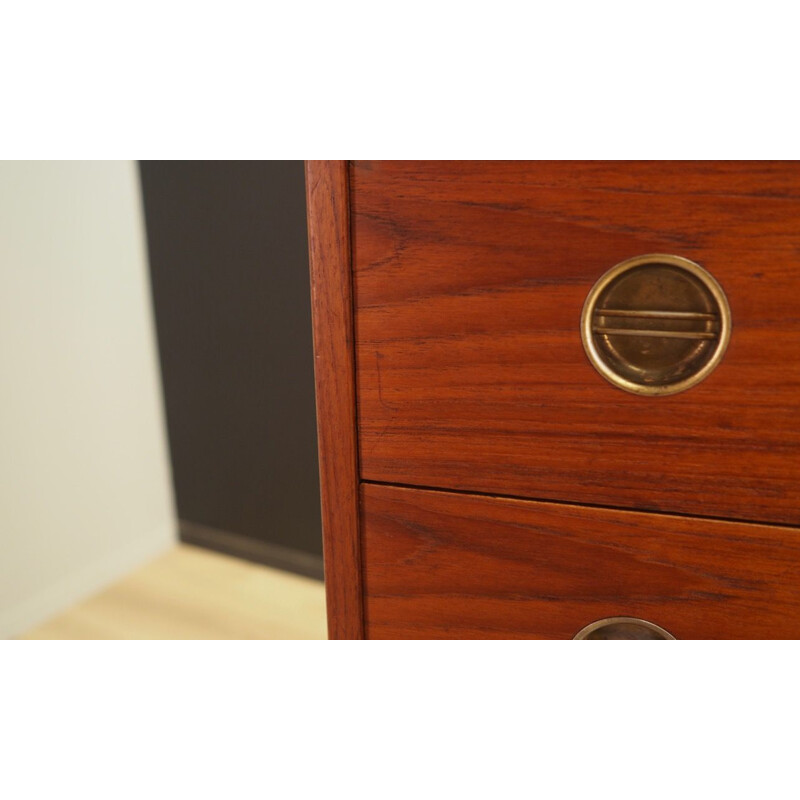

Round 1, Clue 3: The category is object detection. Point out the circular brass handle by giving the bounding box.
[581,254,731,396]
[574,617,676,640]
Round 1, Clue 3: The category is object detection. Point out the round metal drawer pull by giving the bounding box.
[573,617,676,640]
[581,254,731,396]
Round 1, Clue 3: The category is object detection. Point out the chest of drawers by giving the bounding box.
[306,160,800,639]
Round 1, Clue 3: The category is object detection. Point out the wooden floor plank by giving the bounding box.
[20,544,327,640]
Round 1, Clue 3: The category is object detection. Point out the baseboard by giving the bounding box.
[3,521,176,639]
[179,520,324,581]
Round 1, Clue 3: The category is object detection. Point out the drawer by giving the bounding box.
[352,161,800,525]
[361,482,800,639]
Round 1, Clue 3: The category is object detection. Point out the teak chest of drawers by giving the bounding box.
[306,160,800,639]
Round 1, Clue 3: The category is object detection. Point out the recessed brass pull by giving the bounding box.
[581,254,732,396]
[574,617,676,640]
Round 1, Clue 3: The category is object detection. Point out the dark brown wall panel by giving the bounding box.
[141,161,322,569]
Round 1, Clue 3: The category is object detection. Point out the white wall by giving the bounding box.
[0,161,177,638]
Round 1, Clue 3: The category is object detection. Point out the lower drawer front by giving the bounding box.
[361,483,800,639]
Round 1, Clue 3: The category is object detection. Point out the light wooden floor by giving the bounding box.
[21,543,328,640]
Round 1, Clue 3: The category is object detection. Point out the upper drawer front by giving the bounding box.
[352,161,800,525]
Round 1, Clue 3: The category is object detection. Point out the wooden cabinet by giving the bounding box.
[307,160,800,639]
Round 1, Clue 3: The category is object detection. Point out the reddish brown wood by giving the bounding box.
[306,161,363,638]
[352,161,800,526]
[361,482,800,639]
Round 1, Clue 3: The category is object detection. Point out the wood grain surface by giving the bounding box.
[306,161,363,638]
[361,482,800,639]
[352,161,800,525]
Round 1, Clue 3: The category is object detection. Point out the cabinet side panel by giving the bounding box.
[306,161,364,638]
